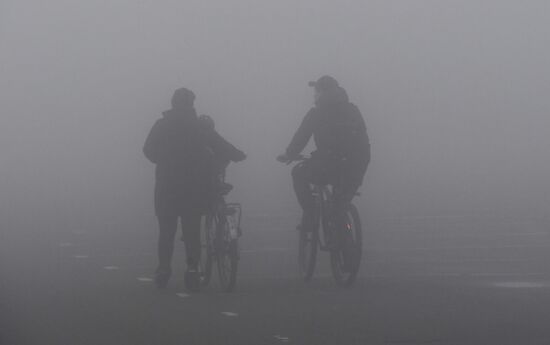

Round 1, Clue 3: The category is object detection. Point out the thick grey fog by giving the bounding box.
[2,1,550,344]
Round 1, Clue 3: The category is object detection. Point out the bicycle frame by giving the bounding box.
[210,192,242,245]
[225,203,242,239]
[199,174,242,292]
[287,155,362,286]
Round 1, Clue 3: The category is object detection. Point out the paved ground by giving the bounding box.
[2,214,550,344]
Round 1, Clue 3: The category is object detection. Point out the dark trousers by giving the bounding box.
[156,210,202,274]
[291,155,368,228]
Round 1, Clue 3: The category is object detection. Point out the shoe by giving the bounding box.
[184,268,200,292]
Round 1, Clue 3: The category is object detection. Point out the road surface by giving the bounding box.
[2,214,550,344]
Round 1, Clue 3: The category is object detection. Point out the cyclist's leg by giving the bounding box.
[292,161,317,231]
[181,207,205,291]
[322,158,358,238]
[156,213,178,280]
[181,209,203,270]
[291,162,314,210]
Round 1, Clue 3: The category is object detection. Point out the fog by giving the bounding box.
[2,1,550,234]
[2,1,550,239]
[3,1,550,343]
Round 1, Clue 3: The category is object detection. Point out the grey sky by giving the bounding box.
[1,1,549,228]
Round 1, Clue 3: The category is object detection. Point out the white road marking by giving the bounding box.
[176,293,190,298]
[103,266,120,270]
[363,272,546,279]
[221,312,238,317]
[73,255,89,259]
[137,277,153,282]
[274,335,290,342]
[378,243,550,253]
[472,272,545,277]
[369,258,531,264]
[493,281,548,289]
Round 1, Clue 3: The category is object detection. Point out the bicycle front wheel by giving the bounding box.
[216,216,239,293]
[216,238,239,292]
[199,215,215,288]
[330,204,362,287]
[298,212,319,282]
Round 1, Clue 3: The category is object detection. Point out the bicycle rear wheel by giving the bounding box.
[330,204,362,287]
[298,213,319,282]
[199,215,215,287]
[216,216,239,293]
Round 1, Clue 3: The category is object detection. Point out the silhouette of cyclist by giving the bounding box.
[143,88,245,290]
[278,76,370,235]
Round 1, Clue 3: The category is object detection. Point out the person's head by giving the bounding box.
[171,87,195,110]
[198,114,215,130]
[308,75,340,105]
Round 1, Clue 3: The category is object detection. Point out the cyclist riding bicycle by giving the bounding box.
[277,76,370,239]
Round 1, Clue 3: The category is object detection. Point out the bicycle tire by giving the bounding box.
[216,216,239,292]
[330,203,362,287]
[298,211,320,282]
[217,239,238,292]
[199,215,215,287]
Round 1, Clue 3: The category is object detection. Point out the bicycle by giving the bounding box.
[198,178,242,292]
[284,155,363,287]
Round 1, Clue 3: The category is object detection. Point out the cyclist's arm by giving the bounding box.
[208,130,246,162]
[285,109,315,158]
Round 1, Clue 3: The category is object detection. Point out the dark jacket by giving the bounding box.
[285,87,370,163]
[143,107,244,215]
[205,129,246,165]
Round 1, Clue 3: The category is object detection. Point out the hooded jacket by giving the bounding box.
[285,87,370,162]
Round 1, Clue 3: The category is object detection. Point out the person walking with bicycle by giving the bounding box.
[143,88,245,290]
[277,76,370,240]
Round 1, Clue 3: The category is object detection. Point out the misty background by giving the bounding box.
[1,0,550,238]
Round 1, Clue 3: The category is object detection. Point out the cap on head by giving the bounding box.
[308,75,339,91]
[171,87,195,109]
